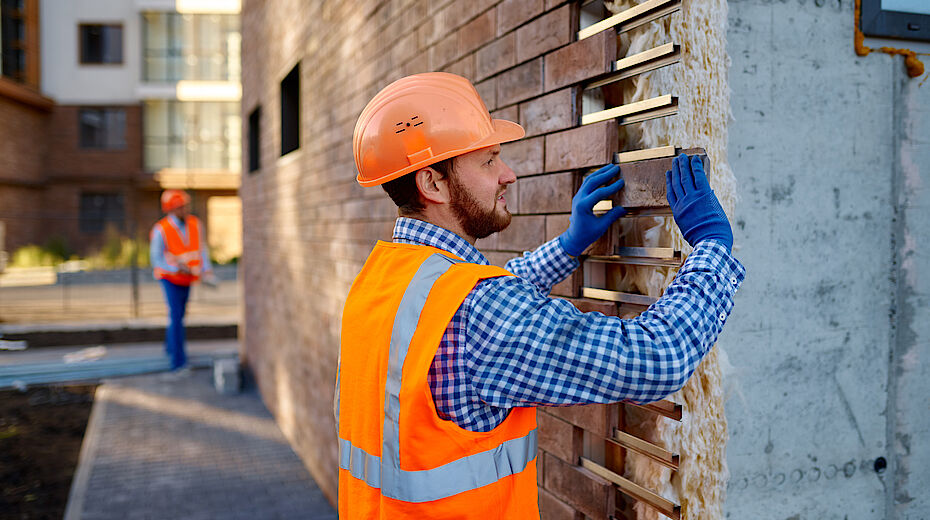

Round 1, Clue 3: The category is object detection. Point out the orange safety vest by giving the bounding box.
[152,215,203,286]
[337,241,540,519]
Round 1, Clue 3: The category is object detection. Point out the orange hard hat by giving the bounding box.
[161,189,191,212]
[353,72,525,187]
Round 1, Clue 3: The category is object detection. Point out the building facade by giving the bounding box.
[240,0,930,518]
[0,0,242,262]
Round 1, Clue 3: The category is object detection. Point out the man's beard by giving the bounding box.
[448,175,511,239]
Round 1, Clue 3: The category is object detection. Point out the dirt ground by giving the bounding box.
[0,385,96,520]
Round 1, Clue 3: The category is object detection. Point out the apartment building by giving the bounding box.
[0,0,241,262]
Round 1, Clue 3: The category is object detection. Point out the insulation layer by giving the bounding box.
[602,0,736,519]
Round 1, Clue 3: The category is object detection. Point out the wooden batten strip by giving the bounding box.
[627,400,683,421]
[581,287,658,307]
[616,246,676,259]
[577,0,682,41]
[610,429,680,470]
[619,104,678,126]
[587,255,683,268]
[586,43,681,90]
[580,458,681,520]
[614,146,676,163]
[581,95,676,126]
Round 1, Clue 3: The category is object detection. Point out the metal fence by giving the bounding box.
[0,216,239,325]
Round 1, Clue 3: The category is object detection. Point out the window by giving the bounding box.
[79,108,126,149]
[79,193,124,234]
[142,12,240,82]
[1,0,27,82]
[80,24,123,64]
[280,63,300,156]
[861,0,930,42]
[143,100,241,172]
[248,106,261,172]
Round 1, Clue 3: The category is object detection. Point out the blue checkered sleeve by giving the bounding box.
[503,237,578,295]
[392,218,745,432]
[454,240,744,430]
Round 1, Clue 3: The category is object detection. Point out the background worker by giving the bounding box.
[337,72,745,518]
[150,189,215,373]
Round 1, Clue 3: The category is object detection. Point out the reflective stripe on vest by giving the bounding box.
[337,252,538,503]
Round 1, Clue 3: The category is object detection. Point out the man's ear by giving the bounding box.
[414,166,450,205]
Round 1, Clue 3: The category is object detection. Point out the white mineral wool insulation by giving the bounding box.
[601,1,736,519]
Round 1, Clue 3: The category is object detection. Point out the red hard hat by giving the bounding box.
[161,189,190,212]
[353,72,525,187]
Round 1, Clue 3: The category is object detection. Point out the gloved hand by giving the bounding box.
[558,163,628,257]
[665,154,733,251]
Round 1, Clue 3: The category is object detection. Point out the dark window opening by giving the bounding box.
[1,0,27,82]
[79,108,127,149]
[280,63,300,156]
[79,193,125,234]
[80,24,123,64]
[248,106,261,172]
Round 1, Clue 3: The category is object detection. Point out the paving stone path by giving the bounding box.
[65,369,336,520]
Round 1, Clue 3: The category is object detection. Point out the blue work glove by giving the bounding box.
[558,163,628,257]
[665,154,733,251]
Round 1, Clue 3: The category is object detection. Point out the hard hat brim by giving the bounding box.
[356,119,526,187]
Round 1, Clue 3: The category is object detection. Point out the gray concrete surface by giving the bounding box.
[720,0,929,518]
[64,367,336,520]
[0,339,239,389]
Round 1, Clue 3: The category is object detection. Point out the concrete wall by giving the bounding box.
[721,0,929,518]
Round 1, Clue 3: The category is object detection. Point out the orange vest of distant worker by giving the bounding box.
[152,215,203,286]
[337,241,540,519]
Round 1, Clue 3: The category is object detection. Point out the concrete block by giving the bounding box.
[213,358,241,395]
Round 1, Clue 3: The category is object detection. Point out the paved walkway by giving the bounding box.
[64,367,337,519]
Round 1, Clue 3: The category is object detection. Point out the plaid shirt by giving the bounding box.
[393,217,746,432]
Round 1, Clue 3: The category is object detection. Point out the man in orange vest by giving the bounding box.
[150,189,214,372]
[338,72,744,518]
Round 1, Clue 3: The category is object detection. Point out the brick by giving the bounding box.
[459,9,496,56]
[518,172,572,214]
[476,77,498,111]
[544,121,617,172]
[403,51,431,76]
[430,31,460,69]
[545,0,569,9]
[497,58,543,107]
[444,53,475,80]
[543,453,615,520]
[476,32,516,81]
[516,5,572,63]
[538,488,578,520]
[496,215,545,251]
[503,177,520,215]
[538,410,580,463]
[547,403,614,436]
[550,273,578,298]
[497,0,544,35]
[491,104,518,123]
[501,135,543,177]
[519,88,575,137]
[545,213,571,241]
[568,298,618,315]
[544,29,616,91]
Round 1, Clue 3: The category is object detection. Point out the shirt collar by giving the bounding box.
[392,217,489,265]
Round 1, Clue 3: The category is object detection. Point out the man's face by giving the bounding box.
[446,144,517,240]
[171,204,190,219]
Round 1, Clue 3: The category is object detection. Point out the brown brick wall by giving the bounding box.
[241,0,628,514]
[0,91,49,252]
[45,105,143,181]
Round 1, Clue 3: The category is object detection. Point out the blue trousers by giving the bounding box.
[160,279,191,370]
